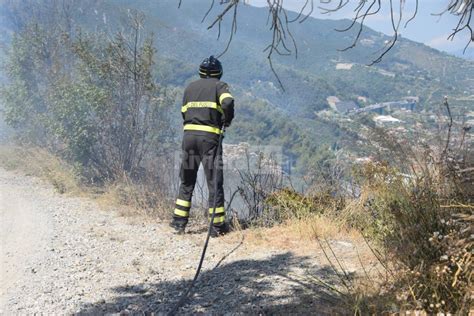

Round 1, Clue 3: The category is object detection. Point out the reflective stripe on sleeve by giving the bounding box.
[184,124,222,135]
[219,93,233,104]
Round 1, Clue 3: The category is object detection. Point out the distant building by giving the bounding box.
[350,97,418,114]
[355,157,373,164]
[326,96,340,110]
[336,63,353,70]
[373,115,404,126]
[335,100,359,113]
[357,96,368,103]
[393,126,408,133]
[467,111,474,130]
[389,101,416,111]
[360,38,375,46]
[404,96,419,103]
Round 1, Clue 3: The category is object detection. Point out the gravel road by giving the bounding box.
[0,168,362,315]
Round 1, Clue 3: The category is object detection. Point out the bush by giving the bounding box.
[1,10,176,184]
[342,107,473,313]
[0,8,177,218]
[350,161,471,310]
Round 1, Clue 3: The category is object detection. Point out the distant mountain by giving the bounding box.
[99,1,474,107]
[1,0,473,173]
[106,1,473,157]
[451,48,474,61]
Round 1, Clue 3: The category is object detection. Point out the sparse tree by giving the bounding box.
[1,4,176,182]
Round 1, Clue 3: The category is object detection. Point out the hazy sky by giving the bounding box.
[247,0,470,53]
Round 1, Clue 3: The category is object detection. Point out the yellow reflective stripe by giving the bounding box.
[176,199,191,208]
[212,215,226,224]
[182,102,223,114]
[174,209,189,217]
[219,93,233,104]
[209,207,225,214]
[184,124,222,135]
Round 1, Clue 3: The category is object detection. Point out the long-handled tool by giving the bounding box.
[168,126,226,315]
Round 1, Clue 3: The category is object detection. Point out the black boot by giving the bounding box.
[210,222,230,238]
[170,217,187,235]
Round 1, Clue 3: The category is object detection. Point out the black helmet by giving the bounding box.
[199,55,223,79]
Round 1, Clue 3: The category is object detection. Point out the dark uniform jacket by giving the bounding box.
[181,78,234,135]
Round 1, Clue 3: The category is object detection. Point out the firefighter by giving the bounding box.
[170,56,234,237]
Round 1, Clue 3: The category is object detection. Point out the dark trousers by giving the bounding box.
[173,132,225,226]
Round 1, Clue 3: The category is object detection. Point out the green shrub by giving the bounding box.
[347,157,472,313]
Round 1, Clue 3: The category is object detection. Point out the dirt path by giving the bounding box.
[0,168,365,315]
[0,170,53,312]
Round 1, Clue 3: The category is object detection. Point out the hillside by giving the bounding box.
[1,0,473,173]
[104,0,474,105]
[106,0,474,172]
[1,2,472,314]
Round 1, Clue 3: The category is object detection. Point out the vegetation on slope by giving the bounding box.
[0,1,472,313]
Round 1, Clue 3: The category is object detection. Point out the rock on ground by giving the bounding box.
[0,168,360,315]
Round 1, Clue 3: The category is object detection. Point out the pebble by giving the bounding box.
[0,168,354,315]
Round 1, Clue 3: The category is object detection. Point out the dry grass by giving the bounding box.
[240,214,364,255]
[241,145,472,314]
[95,179,172,219]
[337,157,473,314]
[235,213,386,314]
[0,145,171,218]
[291,214,361,241]
[0,145,80,194]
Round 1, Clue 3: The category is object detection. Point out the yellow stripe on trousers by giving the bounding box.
[176,199,191,207]
[211,215,225,224]
[174,209,189,217]
[209,207,225,214]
